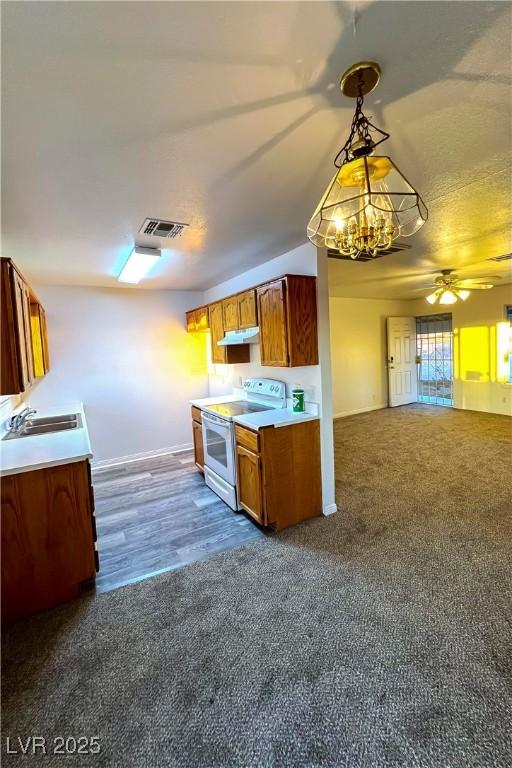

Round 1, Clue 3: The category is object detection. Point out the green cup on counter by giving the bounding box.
[292,388,305,413]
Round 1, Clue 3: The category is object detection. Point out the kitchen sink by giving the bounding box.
[29,413,79,426]
[2,413,82,440]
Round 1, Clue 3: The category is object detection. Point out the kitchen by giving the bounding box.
[0,253,334,623]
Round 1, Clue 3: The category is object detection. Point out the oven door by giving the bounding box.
[201,412,236,485]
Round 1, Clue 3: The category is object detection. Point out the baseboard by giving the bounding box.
[333,404,387,419]
[92,442,193,470]
[323,503,338,516]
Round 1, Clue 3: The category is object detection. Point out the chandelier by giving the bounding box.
[307,62,428,259]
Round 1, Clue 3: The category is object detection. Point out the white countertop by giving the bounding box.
[233,409,318,431]
[0,403,92,477]
[191,389,318,431]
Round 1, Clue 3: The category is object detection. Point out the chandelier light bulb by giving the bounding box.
[426,292,439,305]
[457,290,471,301]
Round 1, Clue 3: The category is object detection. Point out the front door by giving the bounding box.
[387,316,417,407]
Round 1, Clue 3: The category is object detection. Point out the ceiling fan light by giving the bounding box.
[457,289,471,301]
[426,291,439,305]
[439,289,457,305]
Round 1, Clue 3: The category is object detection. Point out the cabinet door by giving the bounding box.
[192,419,204,471]
[236,445,263,524]
[222,296,239,331]
[22,283,35,383]
[257,279,289,366]
[196,306,209,332]
[39,306,50,373]
[30,303,46,377]
[238,289,257,329]
[1,461,96,624]
[186,310,197,333]
[11,269,33,390]
[209,301,226,364]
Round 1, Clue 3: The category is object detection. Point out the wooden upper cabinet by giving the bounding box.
[30,302,50,378]
[222,296,239,331]
[208,301,226,364]
[237,289,257,329]
[185,274,316,368]
[1,258,38,395]
[186,310,196,333]
[257,279,289,366]
[257,275,318,367]
[195,306,209,332]
[186,306,209,333]
[208,301,250,364]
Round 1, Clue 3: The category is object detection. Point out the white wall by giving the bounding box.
[410,284,512,416]
[28,286,209,463]
[329,296,411,417]
[204,242,337,515]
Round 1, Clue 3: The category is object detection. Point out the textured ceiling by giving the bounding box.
[2,1,511,297]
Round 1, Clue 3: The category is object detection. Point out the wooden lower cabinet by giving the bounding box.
[1,460,98,625]
[235,419,322,530]
[236,445,263,524]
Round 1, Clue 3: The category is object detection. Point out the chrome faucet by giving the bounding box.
[9,407,37,433]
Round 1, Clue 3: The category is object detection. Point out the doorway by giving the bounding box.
[416,313,453,406]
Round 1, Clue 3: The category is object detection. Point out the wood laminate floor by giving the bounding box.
[92,450,265,593]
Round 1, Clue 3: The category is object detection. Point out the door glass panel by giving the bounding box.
[416,313,453,406]
[205,427,228,467]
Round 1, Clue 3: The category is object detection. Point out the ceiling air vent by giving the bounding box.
[487,253,512,262]
[327,242,411,262]
[138,218,189,239]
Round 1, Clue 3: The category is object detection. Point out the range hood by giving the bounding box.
[217,327,260,346]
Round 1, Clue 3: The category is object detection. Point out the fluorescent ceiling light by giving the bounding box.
[118,246,161,284]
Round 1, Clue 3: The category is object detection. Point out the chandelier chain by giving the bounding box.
[334,78,390,168]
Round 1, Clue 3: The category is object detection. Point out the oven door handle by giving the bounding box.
[202,412,230,428]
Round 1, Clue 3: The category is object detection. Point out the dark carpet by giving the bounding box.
[2,405,512,767]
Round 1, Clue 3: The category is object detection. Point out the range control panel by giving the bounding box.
[243,378,286,400]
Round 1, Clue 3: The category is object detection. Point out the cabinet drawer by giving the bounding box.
[191,406,202,423]
[235,424,260,453]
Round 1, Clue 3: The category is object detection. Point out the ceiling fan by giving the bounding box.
[425,269,499,305]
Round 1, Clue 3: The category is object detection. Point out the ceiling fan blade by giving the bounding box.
[460,283,494,290]
[455,276,503,286]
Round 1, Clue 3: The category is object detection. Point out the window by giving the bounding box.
[416,314,453,406]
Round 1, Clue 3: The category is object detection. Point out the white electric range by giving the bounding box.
[201,378,286,510]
